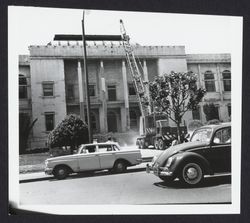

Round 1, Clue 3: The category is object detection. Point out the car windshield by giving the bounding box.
[190,127,213,142]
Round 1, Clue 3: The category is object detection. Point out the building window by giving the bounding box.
[45,112,55,131]
[222,70,231,92]
[88,85,96,97]
[128,83,136,95]
[19,74,27,99]
[204,71,216,92]
[192,107,201,120]
[66,84,74,98]
[108,85,117,101]
[43,82,54,97]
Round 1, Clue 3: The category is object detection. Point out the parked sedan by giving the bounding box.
[146,123,231,186]
[45,142,142,180]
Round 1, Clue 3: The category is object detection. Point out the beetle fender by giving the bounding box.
[172,152,213,175]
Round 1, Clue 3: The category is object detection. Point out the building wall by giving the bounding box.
[19,45,231,148]
[29,58,67,148]
[187,54,231,124]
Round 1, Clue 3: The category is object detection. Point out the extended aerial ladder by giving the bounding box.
[120,20,151,117]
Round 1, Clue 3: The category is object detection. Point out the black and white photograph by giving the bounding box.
[8,5,242,215]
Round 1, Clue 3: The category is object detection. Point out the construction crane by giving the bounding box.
[120,19,151,117]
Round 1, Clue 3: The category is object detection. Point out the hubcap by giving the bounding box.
[58,169,65,175]
[186,167,198,179]
[183,163,202,184]
[117,163,124,171]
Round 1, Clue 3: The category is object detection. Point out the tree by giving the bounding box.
[19,113,37,154]
[149,71,206,142]
[203,103,219,121]
[47,114,88,153]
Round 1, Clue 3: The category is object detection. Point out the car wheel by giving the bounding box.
[179,162,204,186]
[53,166,69,180]
[113,160,127,173]
[158,138,166,150]
[154,138,159,150]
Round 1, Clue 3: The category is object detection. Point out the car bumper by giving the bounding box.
[45,167,53,175]
[146,163,173,177]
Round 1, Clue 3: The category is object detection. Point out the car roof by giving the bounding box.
[196,122,231,131]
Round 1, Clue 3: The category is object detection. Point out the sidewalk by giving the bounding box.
[19,149,163,183]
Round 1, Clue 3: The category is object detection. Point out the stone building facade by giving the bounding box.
[19,43,231,149]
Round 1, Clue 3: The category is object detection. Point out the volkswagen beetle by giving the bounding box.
[146,123,231,186]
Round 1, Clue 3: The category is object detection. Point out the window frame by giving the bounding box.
[204,71,216,92]
[19,74,28,99]
[107,84,117,101]
[42,81,54,97]
[44,112,55,132]
[88,84,96,97]
[222,70,231,92]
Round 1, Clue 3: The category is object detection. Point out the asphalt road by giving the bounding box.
[19,168,231,205]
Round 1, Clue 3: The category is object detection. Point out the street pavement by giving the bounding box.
[19,149,163,182]
[19,168,231,206]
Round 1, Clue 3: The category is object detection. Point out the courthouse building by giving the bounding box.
[19,42,231,148]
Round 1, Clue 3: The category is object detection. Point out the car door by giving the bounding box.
[203,127,231,173]
[97,144,116,169]
[78,145,101,171]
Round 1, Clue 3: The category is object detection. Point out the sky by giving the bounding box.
[9,6,237,55]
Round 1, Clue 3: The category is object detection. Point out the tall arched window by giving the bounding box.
[222,70,231,92]
[19,74,27,99]
[204,71,216,92]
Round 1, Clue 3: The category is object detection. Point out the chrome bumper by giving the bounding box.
[45,167,53,175]
[146,163,173,177]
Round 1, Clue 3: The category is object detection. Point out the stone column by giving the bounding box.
[77,60,85,121]
[99,60,108,133]
[216,63,223,101]
[197,63,206,123]
[122,60,130,131]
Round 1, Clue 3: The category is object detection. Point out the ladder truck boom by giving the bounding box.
[120,19,151,117]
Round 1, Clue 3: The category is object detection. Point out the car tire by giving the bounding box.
[158,138,166,150]
[113,160,127,173]
[154,138,159,150]
[179,162,204,186]
[53,166,69,180]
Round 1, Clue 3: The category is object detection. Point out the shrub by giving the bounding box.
[47,114,88,153]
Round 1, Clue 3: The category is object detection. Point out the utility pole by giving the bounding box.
[81,10,92,143]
